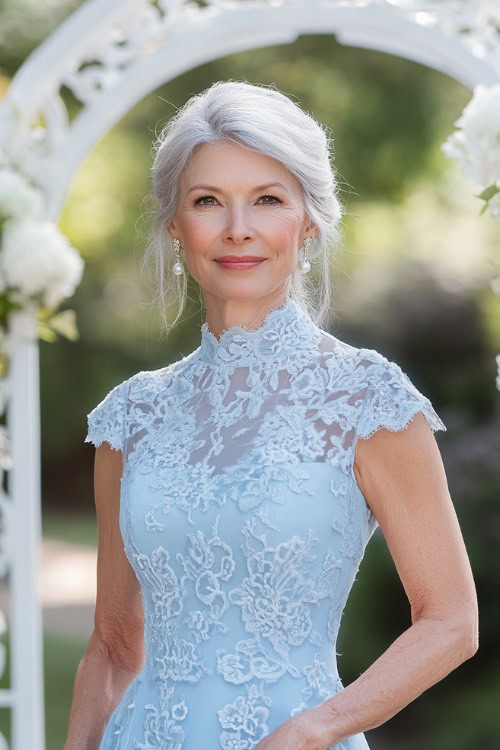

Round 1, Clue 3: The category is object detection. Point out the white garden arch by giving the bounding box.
[0,1,498,747]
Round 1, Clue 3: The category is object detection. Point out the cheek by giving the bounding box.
[178,218,218,278]
[181,212,219,246]
[265,212,302,249]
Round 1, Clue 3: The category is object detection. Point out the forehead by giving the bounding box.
[181,140,300,193]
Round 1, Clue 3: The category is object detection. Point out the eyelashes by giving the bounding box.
[193,194,282,206]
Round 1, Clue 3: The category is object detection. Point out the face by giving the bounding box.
[168,140,318,307]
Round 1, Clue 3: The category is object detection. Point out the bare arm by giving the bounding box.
[312,413,479,746]
[63,442,145,750]
[257,413,478,749]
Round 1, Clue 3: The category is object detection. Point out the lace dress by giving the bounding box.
[85,295,446,750]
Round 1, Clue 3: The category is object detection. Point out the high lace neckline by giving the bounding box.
[199,295,321,367]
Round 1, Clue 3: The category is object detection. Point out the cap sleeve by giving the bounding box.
[84,379,127,451]
[357,357,446,440]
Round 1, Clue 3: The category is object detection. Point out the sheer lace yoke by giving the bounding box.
[199,295,321,367]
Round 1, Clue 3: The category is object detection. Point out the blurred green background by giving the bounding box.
[1,1,499,749]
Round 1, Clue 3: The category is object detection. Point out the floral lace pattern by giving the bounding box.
[218,682,272,749]
[86,295,446,749]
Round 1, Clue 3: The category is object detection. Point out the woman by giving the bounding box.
[65,80,478,750]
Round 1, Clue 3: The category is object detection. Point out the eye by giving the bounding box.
[193,194,282,206]
[194,194,216,206]
[259,195,281,204]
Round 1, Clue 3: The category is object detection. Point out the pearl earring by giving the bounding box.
[172,238,184,275]
[300,236,313,274]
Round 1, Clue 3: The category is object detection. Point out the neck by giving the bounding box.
[203,292,291,342]
[198,295,322,368]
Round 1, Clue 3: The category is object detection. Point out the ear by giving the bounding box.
[301,217,319,242]
[167,222,184,246]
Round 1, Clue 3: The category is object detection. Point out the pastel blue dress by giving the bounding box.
[85,295,446,750]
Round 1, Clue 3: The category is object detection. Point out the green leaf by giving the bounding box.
[36,306,57,321]
[476,184,500,201]
[40,309,80,342]
[0,353,9,379]
[38,322,58,343]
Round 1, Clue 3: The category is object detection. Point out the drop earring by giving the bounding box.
[172,238,184,275]
[299,236,313,274]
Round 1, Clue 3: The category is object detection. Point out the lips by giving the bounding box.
[215,256,267,270]
[216,256,265,262]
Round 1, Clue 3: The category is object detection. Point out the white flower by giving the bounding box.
[0,167,43,220]
[0,219,84,308]
[440,83,500,186]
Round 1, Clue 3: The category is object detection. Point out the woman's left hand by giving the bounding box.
[255,706,331,749]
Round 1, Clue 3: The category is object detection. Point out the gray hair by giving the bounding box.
[140,79,345,338]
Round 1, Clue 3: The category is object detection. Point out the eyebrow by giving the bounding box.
[187,182,290,194]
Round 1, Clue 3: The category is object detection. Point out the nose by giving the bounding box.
[223,204,255,244]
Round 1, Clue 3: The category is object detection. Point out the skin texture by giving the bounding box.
[64,444,145,750]
[256,413,478,748]
[65,141,478,749]
[168,139,319,337]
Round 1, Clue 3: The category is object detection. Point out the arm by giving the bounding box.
[313,412,478,746]
[63,442,145,750]
[257,413,478,749]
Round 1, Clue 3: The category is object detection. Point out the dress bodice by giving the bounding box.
[85,295,446,750]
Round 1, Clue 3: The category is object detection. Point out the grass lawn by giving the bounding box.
[44,630,88,749]
[31,511,97,745]
[42,512,97,548]
[0,628,87,749]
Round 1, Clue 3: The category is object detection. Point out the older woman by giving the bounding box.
[65,80,478,750]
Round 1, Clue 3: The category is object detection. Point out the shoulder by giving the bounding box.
[317,329,395,383]
[85,375,130,451]
[126,353,198,401]
[316,330,446,437]
[352,347,447,439]
[84,348,200,451]
[320,330,431,391]
[84,362,177,451]
[353,346,415,384]
[319,330,403,375]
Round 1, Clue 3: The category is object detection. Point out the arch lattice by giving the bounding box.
[0,1,498,748]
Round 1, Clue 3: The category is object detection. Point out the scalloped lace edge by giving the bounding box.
[358,406,447,441]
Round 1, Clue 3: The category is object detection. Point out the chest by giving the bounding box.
[124,360,363,483]
[119,359,375,563]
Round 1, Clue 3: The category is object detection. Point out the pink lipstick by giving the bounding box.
[215,256,266,270]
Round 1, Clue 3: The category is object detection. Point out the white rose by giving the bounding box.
[440,83,500,186]
[0,219,85,308]
[0,167,43,220]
